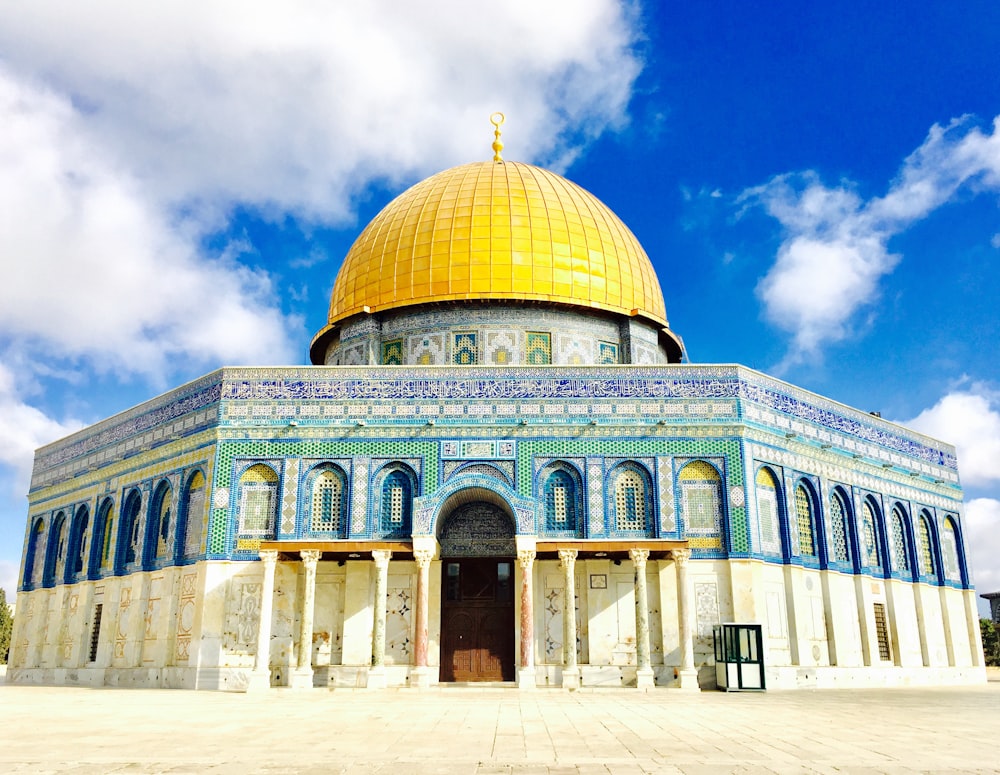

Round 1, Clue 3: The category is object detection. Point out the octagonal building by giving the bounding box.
[8,140,985,691]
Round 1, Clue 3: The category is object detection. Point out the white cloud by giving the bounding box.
[744,116,1000,363]
[900,386,1000,488]
[0,67,300,379]
[965,498,1000,595]
[0,0,642,224]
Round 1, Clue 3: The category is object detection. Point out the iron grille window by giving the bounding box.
[873,602,891,661]
[89,604,103,663]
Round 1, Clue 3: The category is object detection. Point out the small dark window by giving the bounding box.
[496,562,512,603]
[873,603,891,661]
[446,563,461,601]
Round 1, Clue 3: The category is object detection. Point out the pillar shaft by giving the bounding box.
[297,550,322,671]
[413,549,432,669]
[673,548,699,689]
[558,549,579,688]
[518,549,535,670]
[630,548,653,679]
[249,550,278,690]
[371,550,392,669]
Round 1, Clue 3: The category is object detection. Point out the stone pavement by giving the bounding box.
[1,681,999,774]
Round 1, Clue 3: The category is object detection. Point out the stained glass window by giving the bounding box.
[795,485,816,557]
[918,512,935,577]
[941,518,961,582]
[311,469,346,533]
[238,464,278,536]
[544,469,577,532]
[891,506,910,573]
[861,501,882,569]
[680,461,722,535]
[830,491,850,563]
[380,469,412,536]
[754,468,781,555]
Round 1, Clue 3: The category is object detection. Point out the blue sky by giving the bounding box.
[1,1,998,613]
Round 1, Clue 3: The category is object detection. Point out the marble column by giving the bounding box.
[290,549,322,689]
[630,548,655,690]
[247,550,278,691]
[368,549,392,689]
[517,548,536,689]
[558,549,580,689]
[673,548,699,690]
[411,548,433,689]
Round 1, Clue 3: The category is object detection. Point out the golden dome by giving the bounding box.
[318,160,669,335]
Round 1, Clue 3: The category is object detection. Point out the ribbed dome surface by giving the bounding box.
[324,160,668,326]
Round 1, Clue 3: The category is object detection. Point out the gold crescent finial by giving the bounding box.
[491,112,505,162]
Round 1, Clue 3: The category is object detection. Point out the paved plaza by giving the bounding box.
[1,679,999,774]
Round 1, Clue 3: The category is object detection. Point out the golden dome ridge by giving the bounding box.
[320,160,669,335]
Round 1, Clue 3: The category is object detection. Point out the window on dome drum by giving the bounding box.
[861,500,882,570]
[829,491,851,564]
[873,602,892,661]
[543,467,578,533]
[890,506,911,575]
[598,341,619,364]
[181,471,206,557]
[679,460,723,537]
[917,511,936,578]
[754,468,782,555]
[44,512,68,587]
[525,332,552,365]
[67,505,90,582]
[612,466,650,532]
[311,467,347,534]
[795,484,817,557]
[381,339,403,365]
[452,332,478,365]
[941,517,962,582]
[238,464,279,537]
[380,469,413,536]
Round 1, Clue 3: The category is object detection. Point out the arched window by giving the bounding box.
[917,510,938,580]
[238,464,279,537]
[860,498,883,571]
[829,489,851,564]
[378,467,414,537]
[678,460,723,539]
[890,505,912,577]
[66,505,91,583]
[116,490,143,573]
[610,463,653,534]
[180,470,206,558]
[89,498,115,578]
[22,518,45,589]
[940,516,962,583]
[795,483,817,557]
[309,465,348,535]
[542,465,581,534]
[144,481,173,568]
[754,467,782,555]
[43,511,68,587]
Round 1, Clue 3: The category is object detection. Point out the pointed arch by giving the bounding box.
[860,496,886,574]
[22,518,45,590]
[178,470,206,559]
[43,511,68,587]
[374,462,417,538]
[828,488,853,566]
[305,463,349,537]
[116,489,143,574]
[144,480,173,568]
[889,503,915,580]
[754,466,783,556]
[940,515,965,585]
[66,504,91,584]
[539,461,584,536]
[678,459,723,541]
[916,509,940,582]
[89,498,115,578]
[794,480,820,560]
[237,463,279,538]
[608,461,654,536]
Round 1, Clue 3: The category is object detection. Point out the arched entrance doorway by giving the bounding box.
[438,499,516,682]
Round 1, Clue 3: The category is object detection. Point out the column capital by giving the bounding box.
[258,549,279,565]
[413,548,434,568]
[300,549,323,567]
[672,547,692,566]
[372,549,392,569]
[557,548,578,568]
[517,549,536,570]
[629,547,650,567]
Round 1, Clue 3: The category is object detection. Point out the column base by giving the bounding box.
[676,667,700,691]
[366,666,387,690]
[516,667,536,690]
[562,667,581,690]
[410,666,432,689]
[288,667,315,690]
[636,667,655,691]
[245,669,272,692]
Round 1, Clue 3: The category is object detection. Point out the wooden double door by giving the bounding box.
[440,557,515,682]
